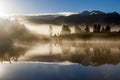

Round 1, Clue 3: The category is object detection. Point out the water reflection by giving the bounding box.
[0,39,120,66]
[18,41,120,66]
[0,40,120,79]
[0,40,28,63]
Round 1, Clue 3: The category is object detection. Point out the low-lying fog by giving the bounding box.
[0,17,120,65]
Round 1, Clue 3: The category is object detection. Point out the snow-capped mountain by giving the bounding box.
[90,11,105,15]
[80,10,105,16]
[16,10,120,25]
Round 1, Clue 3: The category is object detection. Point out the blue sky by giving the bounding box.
[0,0,120,14]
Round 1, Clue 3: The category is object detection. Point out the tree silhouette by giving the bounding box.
[61,24,71,35]
[75,26,81,34]
[101,27,106,32]
[93,24,101,32]
[93,24,97,32]
[97,24,101,32]
[85,25,90,32]
[105,25,111,32]
[49,25,53,38]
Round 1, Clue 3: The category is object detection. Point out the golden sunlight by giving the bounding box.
[25,24,50,35]
[25,24,62,36]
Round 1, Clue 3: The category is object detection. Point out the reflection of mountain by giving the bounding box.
[24,41,120,66]
[23,11,120,25]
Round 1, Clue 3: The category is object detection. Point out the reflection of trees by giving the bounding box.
[0,40,28,63]
[22,41,120,66]
[51,42,120,66]
[60,41,71,55]
[59,42,120,66]
[21,41,120,66]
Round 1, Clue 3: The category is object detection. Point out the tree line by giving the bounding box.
[49,24,120,37]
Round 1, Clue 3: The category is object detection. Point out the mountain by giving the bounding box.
[15,12,78,20]
[80,11,90,16]
[20,10,120,25]
[80,10,105,16]
[90,10,105,15]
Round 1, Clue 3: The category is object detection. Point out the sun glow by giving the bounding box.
[0,1,8,16]
[25,24,50,35]
[25,24,62,36]
[0,9,6,16]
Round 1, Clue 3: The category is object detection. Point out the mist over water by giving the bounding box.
[1,0,120,79]
[0,40,120,80]
[0,17,120,80]
[0,18,119,64]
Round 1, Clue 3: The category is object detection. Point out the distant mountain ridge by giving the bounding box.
[80,10,106,16]
[20,10,120,25]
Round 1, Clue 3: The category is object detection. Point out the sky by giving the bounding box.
[0,0,120,15]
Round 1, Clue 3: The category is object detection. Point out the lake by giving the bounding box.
[0,41,120,80]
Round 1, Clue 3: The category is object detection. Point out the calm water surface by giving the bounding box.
[0,41,120,80]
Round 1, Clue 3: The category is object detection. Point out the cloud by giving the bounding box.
[57,12,79,16]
